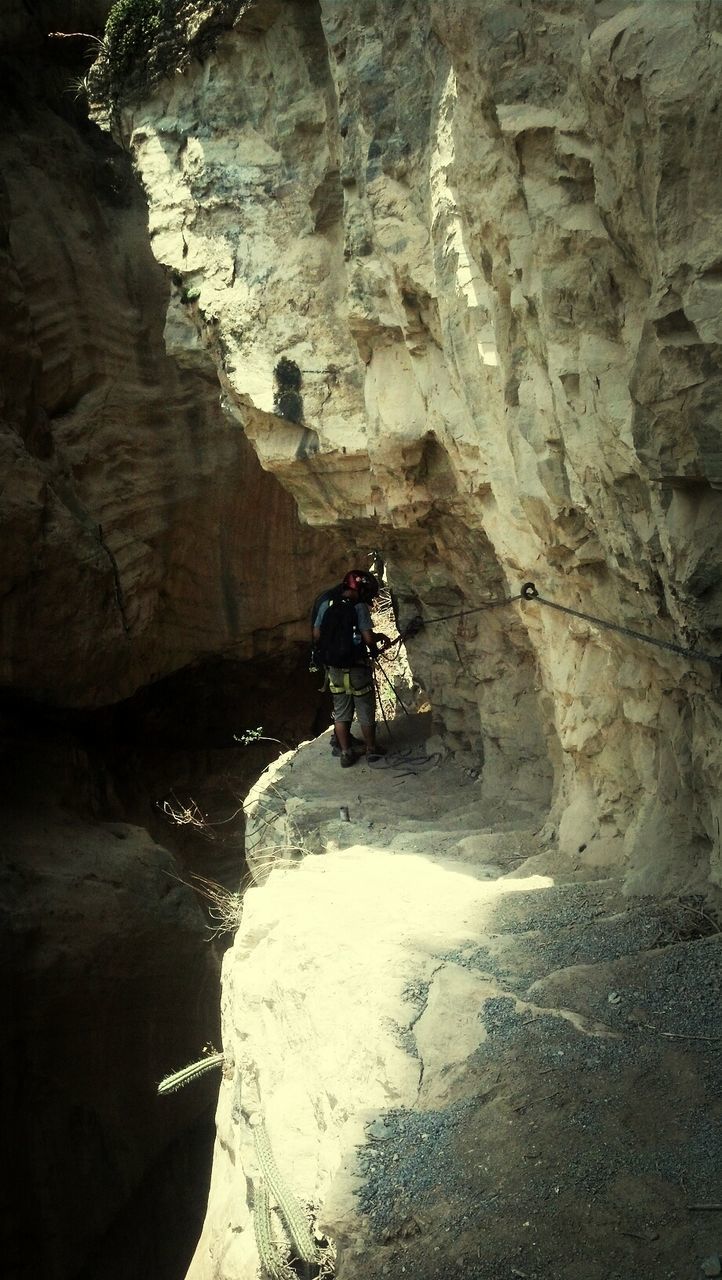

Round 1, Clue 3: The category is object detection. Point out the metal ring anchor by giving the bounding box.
[521,582,539,600]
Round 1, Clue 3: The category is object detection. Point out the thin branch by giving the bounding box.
[638,1021,722,1042]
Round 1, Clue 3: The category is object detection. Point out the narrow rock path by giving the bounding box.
[191,717,722,1280]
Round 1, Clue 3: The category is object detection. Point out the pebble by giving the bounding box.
[702,1257,722,1278]
[366,1118,389,1139]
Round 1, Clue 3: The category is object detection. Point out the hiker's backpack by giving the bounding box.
[317,593,359,668]
[310,585,337,635]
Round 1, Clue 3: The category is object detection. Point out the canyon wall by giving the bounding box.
[1,7,346,1277]
[0,3,347,709]
[104,0,722,892]
[3,1,722,1274]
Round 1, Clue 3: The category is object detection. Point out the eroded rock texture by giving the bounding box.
[110,0,722,891]
[0,8,345,1278]
[0,5,345,708]
[2,800,220,1280]
[185,734,722,1280]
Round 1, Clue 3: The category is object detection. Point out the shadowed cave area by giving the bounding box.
[2,649,332,1280]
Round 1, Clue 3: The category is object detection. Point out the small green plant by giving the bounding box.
[234,725,295,753]
[157,788,251,844]
[253,1180,297,1280]
[66,72,93,103]
[186,873,244,937]
[89,1,251,109]
[252,1120,319,1267]
[234,725,289,748]
[157,1049,224,1095]
[235,725,265,744]
[48,30,107,51]
[48,31,107,105]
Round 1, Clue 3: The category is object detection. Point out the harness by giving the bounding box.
[328,669,373,697]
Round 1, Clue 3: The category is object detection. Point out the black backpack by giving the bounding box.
[310,585,337,634]
[318,593,359,668]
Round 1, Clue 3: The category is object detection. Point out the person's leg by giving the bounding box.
[329,670,356,765]
[351,669,383,755]
[331,726,362,753]
[357,719,386,755]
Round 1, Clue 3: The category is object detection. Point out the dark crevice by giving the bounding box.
[97,521,131,635]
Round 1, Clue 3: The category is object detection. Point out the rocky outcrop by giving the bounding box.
[0,10,347,1279]
[187,728,722,1280]
[2,798,220,1280]
[105,0,722,891]
[0,4,347,709]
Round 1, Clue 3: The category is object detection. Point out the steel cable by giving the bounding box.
[388,591,524,649]
[520,582,722,670]
[387,581,720,672]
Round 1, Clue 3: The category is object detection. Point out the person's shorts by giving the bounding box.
[328,665,375,727]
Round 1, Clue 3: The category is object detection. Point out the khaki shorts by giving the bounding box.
[328,665,375,727]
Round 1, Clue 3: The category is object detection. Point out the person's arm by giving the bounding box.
[311,602,327,670]
[312,598,330,644]
[356,601,390,657]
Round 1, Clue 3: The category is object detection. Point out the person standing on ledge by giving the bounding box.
[312,569,389,768]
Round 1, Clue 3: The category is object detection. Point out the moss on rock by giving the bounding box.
[104,0,168,79]
[90,0,252,108]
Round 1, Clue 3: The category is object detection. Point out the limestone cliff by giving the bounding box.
[0,2,346,709]
[3,1,722,1277]
[0,8,346,1279]
[103,0,722,891]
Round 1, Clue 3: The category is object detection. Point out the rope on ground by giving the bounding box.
[367,750,442,772]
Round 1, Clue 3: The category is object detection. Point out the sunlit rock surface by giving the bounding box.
[188,729,551,1280]
[110,0,722,890]
[187,728,722,1280]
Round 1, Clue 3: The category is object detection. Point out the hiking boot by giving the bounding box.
[340,750,356,768]
[331,731,363,755]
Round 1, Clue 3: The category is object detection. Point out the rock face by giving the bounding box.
[0,10,346,1279]
[0,4,346,708]
[4,2,722,1276]
[186,729,722,1280]
[108,0,722,891]
[2,798,221,1280]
